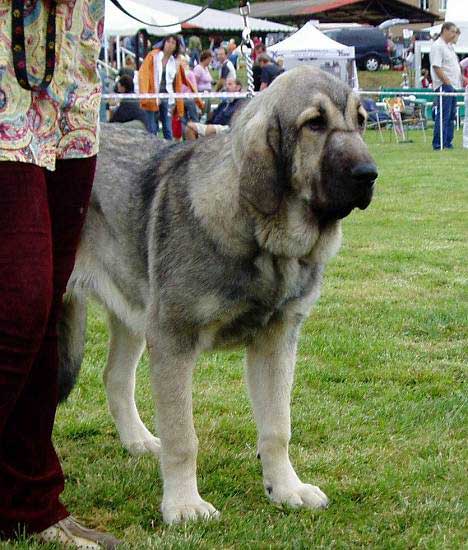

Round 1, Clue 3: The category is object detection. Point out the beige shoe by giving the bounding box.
[36,515,121,549]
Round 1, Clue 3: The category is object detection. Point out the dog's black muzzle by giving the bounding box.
[314,161,378,222]
[351,162,378,210]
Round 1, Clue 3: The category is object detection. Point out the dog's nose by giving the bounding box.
[351,163,378,186]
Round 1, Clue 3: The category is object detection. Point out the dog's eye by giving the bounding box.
[306,115,327,132]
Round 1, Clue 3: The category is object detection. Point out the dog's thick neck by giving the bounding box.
[250,199,342,263]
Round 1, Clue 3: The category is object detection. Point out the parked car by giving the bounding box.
[323,27,391,71]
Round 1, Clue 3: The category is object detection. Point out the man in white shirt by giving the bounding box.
[430,22,462,149]
[217,46,236,90]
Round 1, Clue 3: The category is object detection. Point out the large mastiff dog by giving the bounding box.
[59,66,377,523]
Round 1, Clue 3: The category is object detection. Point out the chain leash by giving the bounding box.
[239,1,255,98]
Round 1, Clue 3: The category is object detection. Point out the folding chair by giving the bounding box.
[384,97,427,143]
[362,97,391,142]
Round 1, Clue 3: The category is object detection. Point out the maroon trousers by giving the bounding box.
[0,158,96,538]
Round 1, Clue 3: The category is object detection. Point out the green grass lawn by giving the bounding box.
[358,70,404,90]
[235,67,403,92]
[5,131,467,549]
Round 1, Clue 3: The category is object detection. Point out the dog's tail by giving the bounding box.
[57,292,88,403]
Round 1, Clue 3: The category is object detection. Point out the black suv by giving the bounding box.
[323,27,391,71]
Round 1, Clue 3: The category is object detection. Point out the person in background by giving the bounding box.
[420,68,431,88]
[209,34,223,71]
[123,35,136,54]
[252,42,267,91]
[118,54,136,80]
[252,37,263,60]
[430,21,462,150]
[193,50,213,93]
[193,49,213,116]
[460,55,468,149]
[139,35,203,139]
[227,38,239,69]
[185,77,244,139]
[216,46,236,91]
[188,34,202,68]
[257,53,284,90]
[180,56,200,125]
[110,75,151,131]
[0,1,120,546]
[387,32,396,58]
[404,34,416,84]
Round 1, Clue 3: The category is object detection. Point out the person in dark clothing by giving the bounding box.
[257,54,284,90]
[110,75,151,131]
[252,42,267,91]
[118,55,136,80]
[185,77,244,139]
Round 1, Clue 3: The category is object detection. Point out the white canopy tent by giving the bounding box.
[104,0,180,36]
[133,0,295,33]
[415,0,468,86]
[103,0,181,72]
[267,21,358,88]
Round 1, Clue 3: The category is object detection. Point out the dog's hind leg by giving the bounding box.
[147,328,219,524]
[104,312,160,457]
[246,317,329,510]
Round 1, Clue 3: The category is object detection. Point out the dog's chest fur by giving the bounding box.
[207,252,322,349]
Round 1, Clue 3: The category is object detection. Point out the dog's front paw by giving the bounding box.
[161,498,220,524]
[123,435,161,457]
[265,480,329,509]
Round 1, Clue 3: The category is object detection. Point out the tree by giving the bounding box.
[184,0,239,11]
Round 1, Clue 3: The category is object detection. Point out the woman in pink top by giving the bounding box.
[193,50,213,92]
[193,50,213,117]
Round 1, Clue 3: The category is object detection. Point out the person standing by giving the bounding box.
[216,46,236,90]
[139,35,203,140]
[180,56,200,126]
[188,34,202,68]
[227,39,239,69]
[193,50,214,116]
[460,56,468,149]
[193,50,214,93]
[0,1,120,547]
[430,22,462,150]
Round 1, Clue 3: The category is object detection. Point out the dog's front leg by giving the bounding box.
[246,317,329,510]
[148,331,219,524]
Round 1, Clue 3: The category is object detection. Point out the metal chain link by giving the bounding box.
[239,1,255,98]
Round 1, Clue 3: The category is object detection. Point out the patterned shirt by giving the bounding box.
[0,0,104,170]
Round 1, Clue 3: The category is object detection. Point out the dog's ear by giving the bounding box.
[233,109,283,216]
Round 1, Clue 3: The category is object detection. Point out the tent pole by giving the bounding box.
[116,35,121,70]
[414,41,421,88]
[104,35,109,76]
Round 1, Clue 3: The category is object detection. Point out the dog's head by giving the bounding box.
[232,66,377,223]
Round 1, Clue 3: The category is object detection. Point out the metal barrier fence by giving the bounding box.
[102,88,468,149]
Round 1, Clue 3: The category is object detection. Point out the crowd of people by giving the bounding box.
[102,33,284,141]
